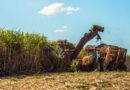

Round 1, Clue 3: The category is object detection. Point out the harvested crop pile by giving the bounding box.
[0,28,64,75]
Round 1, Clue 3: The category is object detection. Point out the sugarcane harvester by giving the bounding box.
[58,25,104,66]
[58,25,127,71]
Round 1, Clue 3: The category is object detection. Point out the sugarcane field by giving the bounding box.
[0,1,130,90]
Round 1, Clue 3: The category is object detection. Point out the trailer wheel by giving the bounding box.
[97,57,106,72]
[118,64,127,71]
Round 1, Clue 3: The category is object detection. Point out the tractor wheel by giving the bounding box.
[92,60,98,71]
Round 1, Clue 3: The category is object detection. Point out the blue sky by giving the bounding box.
[0,0,130,54]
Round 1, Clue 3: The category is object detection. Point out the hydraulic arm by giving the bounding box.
[71,25,104,60]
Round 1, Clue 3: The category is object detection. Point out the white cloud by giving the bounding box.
[55,25,68,33]
[38,3,64,16]
[38,3,79,16]
[55,29,67,33]
[62,6,80,15]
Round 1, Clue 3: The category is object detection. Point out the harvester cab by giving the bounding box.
[77,45,98,71]
[85,45,97,60]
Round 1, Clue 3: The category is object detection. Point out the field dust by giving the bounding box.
[0,72,130,90]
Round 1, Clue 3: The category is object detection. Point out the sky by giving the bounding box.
[0,0,130,54]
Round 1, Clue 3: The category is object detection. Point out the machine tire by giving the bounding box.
[123,65,127,71]
[93,61,98,70]
[90,60,98,71]
[118,64,127,71]
[98,57,105,72]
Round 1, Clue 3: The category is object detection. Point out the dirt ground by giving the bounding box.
[0,72,130,90]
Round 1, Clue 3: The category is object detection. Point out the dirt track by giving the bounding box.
[0,72,130,90]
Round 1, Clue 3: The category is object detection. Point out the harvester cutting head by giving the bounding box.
[90,25,104,41]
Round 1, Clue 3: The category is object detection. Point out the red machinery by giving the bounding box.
[58,25,104,65]
[58,25,127,71]
[70,25,104,60]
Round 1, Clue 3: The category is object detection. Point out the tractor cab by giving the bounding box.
[77,45,98,71]
[85,45,97,59]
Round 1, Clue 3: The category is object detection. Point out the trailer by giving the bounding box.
[97,44,127,71]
